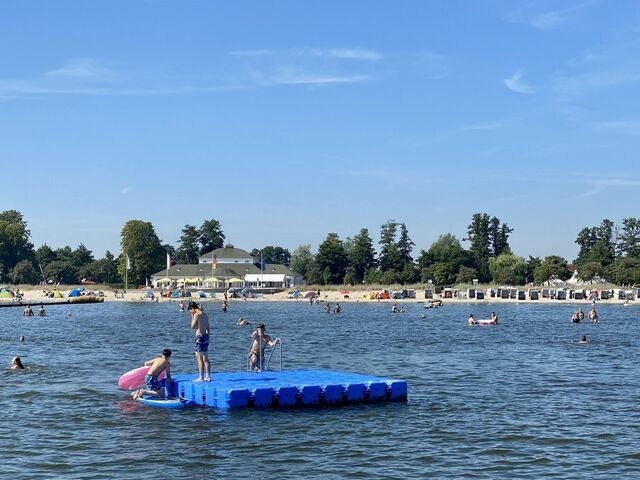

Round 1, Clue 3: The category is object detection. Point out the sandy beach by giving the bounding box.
[5,285,636,307]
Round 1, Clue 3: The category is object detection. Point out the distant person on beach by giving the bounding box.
[571,310,580,323]
[23,305,33,316]
[179,301,185,311]
[188,301,211,382]
[37,305,46,316]
[588,307,599,323]
[10,356,25,370]
[468,314,477,325]
[491,312,498,324]
[131,349,172,400]
[248,323,278,371]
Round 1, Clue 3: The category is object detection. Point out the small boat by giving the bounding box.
[425,299,443,309]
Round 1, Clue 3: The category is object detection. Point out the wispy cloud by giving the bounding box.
[230,47,383,61]
[250,67,370,86]
[120,187,132,195]
[506,0,601,30]
[45,58,110,78]
[504,71,534,94]
[577,177,640,198]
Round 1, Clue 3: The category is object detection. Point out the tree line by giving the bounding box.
[0,210,639,287]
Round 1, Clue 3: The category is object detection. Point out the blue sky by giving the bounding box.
[1,1,639,262]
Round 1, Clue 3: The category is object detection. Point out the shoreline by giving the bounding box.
[2,286,635,307]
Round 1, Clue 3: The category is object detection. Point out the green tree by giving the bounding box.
[177,225,200,264]
[575,219,616,267]
[525,256,542,284]
[465,213,492,282]
[43,259,77,284]
[488,217,513,256]
[533,255,572,284]
[71,244,94,269]
[618,217,640,259]
[577,261,605,283]
[465,213,512,282]
[199,219,225,254]
[399,262,418,284]
[607,257,640,286]
[77,252,119,284]
[378,220,399,272]
[250,246,291,265]
[422,262,456,285]
[120,220,165,285]
[315,233,348,285]
[10,260,40,284]
[0,210,35,271]
[289,245,315,279]
[489,253,526,285]
[35,244,56,271]
[417,234,467,285]
[345,228,377,283]
[378,220,414,275]
[343,266,357,285]
[397,223,415,265]
[456,266,478,284]
[363,267,382,285]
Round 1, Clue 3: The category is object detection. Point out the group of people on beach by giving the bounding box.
[132,300,279,401]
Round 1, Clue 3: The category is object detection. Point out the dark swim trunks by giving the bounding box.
[194,334,210,352]
[144,374,162,392]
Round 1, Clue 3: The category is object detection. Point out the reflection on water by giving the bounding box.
[1,300,638,478]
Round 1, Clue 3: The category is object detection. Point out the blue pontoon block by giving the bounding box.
[252,387,275,408]
[388,380,408,401]
[276,386,298,407]
[217,388,251,409]
[346,383,366,403]
[322,384,344,405]
[300,385,321,406]
[366,382,388,401]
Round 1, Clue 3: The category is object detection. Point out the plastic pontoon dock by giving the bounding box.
[166,369,408,409]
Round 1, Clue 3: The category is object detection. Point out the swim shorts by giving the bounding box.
[144,374,162,392]
[194,334,210,352]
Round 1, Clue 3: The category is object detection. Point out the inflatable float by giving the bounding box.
[118,366,166,390]
[476,318,497,325]
[136,396,190,409]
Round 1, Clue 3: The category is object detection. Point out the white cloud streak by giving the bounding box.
[504,71,534,94]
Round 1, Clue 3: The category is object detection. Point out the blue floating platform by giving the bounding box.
[160,369,407,410]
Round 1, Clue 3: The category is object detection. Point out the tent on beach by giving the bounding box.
[0,288,13,298]
[68,287,85,297]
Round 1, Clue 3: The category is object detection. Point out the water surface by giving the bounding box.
[2,299,638,478]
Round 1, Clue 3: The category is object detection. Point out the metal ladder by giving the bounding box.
[247,337,282,372]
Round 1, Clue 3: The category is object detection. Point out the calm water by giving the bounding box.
[2,299,639,479]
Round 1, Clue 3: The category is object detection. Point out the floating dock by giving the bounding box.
[167,369,408,409]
